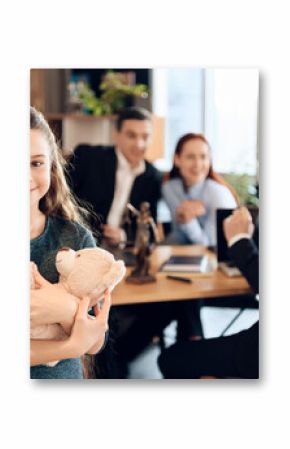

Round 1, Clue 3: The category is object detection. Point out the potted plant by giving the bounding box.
[67,71,149,116]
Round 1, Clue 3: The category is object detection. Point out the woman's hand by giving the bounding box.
[68,290,111,357]
[176,200,206,223]
[30,265,78,327]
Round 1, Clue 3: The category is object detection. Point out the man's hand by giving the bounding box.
[102,224,125,245]
[223,206,254,243]
[176,200,206,223]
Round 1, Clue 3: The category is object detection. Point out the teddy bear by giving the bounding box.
[30,246,126,366]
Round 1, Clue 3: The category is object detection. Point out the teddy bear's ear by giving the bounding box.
[55,248,76,277]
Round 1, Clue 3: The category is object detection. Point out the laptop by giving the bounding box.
[216,207,259,277]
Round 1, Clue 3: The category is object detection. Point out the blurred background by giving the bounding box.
[30,67,259,208]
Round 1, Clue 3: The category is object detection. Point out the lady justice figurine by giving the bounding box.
[125,202,159,284]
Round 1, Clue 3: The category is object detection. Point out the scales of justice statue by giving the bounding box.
[125,201,160,284]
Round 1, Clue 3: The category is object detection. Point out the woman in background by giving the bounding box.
[162,133,238,246]
[162,133,238,340]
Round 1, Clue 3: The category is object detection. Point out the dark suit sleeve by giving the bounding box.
[229,238,259,293]
[66,145,86,195]
[149,170,162,222]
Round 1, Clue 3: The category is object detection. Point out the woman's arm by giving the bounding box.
[177,200,209,244]
[162,181,185,220]
[179,219,210,245]
[176,183,237,246]
[162,181,209,244]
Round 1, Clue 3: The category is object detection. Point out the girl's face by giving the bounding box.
[174,138,211,186]
[30,129,51,211]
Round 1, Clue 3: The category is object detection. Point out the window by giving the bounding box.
[205,69,259,176]
[152,68,259,177]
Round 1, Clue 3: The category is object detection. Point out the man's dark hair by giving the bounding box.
[115,106,152,131]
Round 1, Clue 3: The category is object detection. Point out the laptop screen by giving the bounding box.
[216,208,233,262]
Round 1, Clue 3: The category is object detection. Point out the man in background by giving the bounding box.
[68,106,162,246]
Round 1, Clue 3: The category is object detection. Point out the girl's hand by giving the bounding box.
[68,290,111,357]
[31,262,51,289]
[30,284,78,327]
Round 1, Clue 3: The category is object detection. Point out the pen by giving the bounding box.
[166,275,193,284]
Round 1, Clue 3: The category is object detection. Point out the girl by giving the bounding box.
[163,133,238,246]
[30,106,110,379]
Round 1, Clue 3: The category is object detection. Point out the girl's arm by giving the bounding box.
[30,264,78,327]
[85,332,107,355]
[84,294,111,354]
[30,338,76,366]
[30,292,111,365]
[30,286,78,328]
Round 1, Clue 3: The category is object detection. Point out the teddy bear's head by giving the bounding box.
[55,247,126,304]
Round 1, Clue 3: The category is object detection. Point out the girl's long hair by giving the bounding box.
[30,106,93,226]
[30,107,100,378]
[169,133,239,205]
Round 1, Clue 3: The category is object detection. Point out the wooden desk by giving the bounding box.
[111,245,252,306]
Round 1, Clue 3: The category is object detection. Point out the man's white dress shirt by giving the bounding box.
[107,148,145,229]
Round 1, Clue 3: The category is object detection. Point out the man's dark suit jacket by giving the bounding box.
[229,238,259,378]
[67,145,162,239]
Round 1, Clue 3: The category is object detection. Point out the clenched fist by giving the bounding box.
[223,207,254,243]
